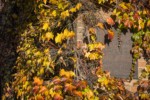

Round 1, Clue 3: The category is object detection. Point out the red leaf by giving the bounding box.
[133,12,140,20]
[33,86,39,94]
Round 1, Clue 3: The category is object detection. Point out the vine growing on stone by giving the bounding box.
[0,0,150,100]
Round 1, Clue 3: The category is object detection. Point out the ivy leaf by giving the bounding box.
[52,77,61,84]
[33,77,43,85]
[119,2,128,10]
[73,90,82,98]
[70,7,76,13]
[106,17,115,25]
[55,33,63,44]
[61,10,70,19]
[107,29,114,40]
[45,32,54,41]
[89,28,96,34]
[59,69,75,78]
[36,95,44,100]
[75,3,82,10]
[53,94,63,100]
[75,81,87,89]
[43,0,47,4]
[52,10,57,17]
[39,86,47,93]
[63,29,75,38]
[98,76,109,86]
[42,22,49,31]
[98,0,105,4]
[64,83,76,92]
[53,85,62,91]
[33,86,39,94]
[96,22,104,29]
[147,19,150,27]
[138,19,145,30]
[88,52,99,60]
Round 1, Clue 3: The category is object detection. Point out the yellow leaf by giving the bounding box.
[147,19,150,27]
[98,0,105,4]
[89,28,95,34]
[85,52,90,58]
[66,31,75,38]
[57,22,61,27]
[43,0,47,4]
[89,52,99,60]
[138,19,144,30]
[98,76,109,86]
[76,3,82,10]
[59,69,75,78]
[52,10,57,17]
[61,10,70,19]
[49,88,56,97]
[45,32,54,40]
[40,68,44,75]
[42,22,49,31]
[49,0,57,4]
[43,61,50,67]
[23,81,29,89]
[55,33,63,44]
[96,22,104,29]
[63,29,70,37]
[70,7,77,13]
[119,2,128,10]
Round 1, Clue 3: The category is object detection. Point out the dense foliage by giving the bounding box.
[0,0,150,100]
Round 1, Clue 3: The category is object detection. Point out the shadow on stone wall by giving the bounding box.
[0,1,36,99]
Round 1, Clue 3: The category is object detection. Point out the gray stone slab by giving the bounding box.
[96,28,138,78]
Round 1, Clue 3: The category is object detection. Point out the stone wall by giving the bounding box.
[75,10,138,78]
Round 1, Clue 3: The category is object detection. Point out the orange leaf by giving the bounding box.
[53,94,63,100]
[73,90,82,98]
[107,30,114,40]
[43,0,47,4]
[22,76,27,82]
[33,77,43,85]
[52,77,61,84]
[60,77,72,83]
[64,83,76,92]
[106,17,115,25]
[75,81,87,89]
[39,86,47,93]
[36,95,44,100]
[53,85,63,91]
[96,22,104,29]
[124,20,133,28]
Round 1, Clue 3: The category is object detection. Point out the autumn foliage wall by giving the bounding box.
[1,0,150,100]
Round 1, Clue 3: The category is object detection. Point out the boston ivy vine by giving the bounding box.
[1,0,150,99]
